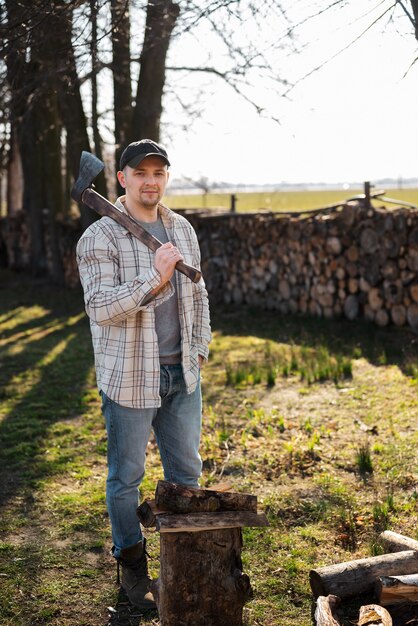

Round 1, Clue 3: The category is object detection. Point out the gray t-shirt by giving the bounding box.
[139,217,182,364]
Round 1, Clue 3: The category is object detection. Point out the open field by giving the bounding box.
[0,269,417,626]
[164,188,418,212]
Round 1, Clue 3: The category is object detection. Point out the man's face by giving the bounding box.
[117,155,169,210]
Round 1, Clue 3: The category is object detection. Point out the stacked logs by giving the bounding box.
[311,531,418,626]
[185,202,418,330]
[2,201,418,330]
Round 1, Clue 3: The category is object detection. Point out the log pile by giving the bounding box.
[137,480,268,626]
[312,531,418,626]
[2,200,418,329]
[185,202,418,330]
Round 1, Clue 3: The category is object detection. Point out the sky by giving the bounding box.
[158,1,418,187]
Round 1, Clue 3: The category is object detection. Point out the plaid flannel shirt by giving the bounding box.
[76,198,211,408]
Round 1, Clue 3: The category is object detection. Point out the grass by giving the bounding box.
[0,268,418,625]
[224,342,353,388]
[356,443,374,476]
[164,187,418,213]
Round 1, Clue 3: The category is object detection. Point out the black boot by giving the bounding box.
[116,540,156,611]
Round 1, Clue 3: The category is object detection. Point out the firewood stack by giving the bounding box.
[137,480,269,626]
[311,531,418,625]
[184,202,418,330]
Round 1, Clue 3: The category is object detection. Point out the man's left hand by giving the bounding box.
[198,355,205,368]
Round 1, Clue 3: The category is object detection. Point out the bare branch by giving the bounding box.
[395,0,416,28]
[284,2,398,97]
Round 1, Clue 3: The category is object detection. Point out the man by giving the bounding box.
[76,139,211,610]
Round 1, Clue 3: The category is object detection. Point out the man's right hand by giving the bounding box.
[154,242,184,286]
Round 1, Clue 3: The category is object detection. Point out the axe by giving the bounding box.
[71,151,202,283]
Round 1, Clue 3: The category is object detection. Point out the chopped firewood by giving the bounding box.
[137,499,167,528]
[156,510,269,533]
[358,604,392,626]
[155,480,258,514]
[309,550,418,600]
[379,530,418,553]
[377,574,418,606]
[314,595,341,626]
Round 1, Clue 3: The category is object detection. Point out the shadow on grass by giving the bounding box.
[1,272,417,512]
[0,271,93,509]
[210,304,418,375]
[107,588,158,626]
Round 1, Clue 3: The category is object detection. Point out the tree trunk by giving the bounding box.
[309,551,418,600]
[410,1,418,41]
[4,0,46,272]
[133,0,180,141]
[7,124,23,215]
[41,90,64,283]
[111,0,133,166]
[90,0,105,167]
[20,105,47,275]
[52,3,102,228]
[152,528,252,626]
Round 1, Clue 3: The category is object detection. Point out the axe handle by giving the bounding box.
[81,188,202,284]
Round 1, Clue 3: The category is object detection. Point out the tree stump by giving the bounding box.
[139,481,268,626]
[152,527,251,626]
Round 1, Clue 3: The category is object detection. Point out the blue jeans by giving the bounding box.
[101,364,202,556]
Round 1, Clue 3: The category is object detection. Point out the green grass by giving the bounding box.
[0,269,418,625]
[356,443,374,476]
[224,342,352,387]
[164,187,418,212]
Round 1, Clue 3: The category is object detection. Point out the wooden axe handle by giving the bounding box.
[82,188,202,284]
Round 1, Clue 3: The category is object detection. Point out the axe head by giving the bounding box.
[71,151,105,202]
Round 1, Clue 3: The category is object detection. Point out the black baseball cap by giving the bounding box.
[119,139,170,170]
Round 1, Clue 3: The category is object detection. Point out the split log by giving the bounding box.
[358,604,392,626]
[377,574,418,606]
[137,499,165,528]
[379,531,418,553]
[156,511,269,533]
[314,595,341,626]
[138,482,235,528]
[155,480,257,514]
[152,527,252,626]
[309,550,418,600]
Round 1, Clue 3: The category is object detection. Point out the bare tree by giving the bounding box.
[133,0,180,139]
[0,0,416,280]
